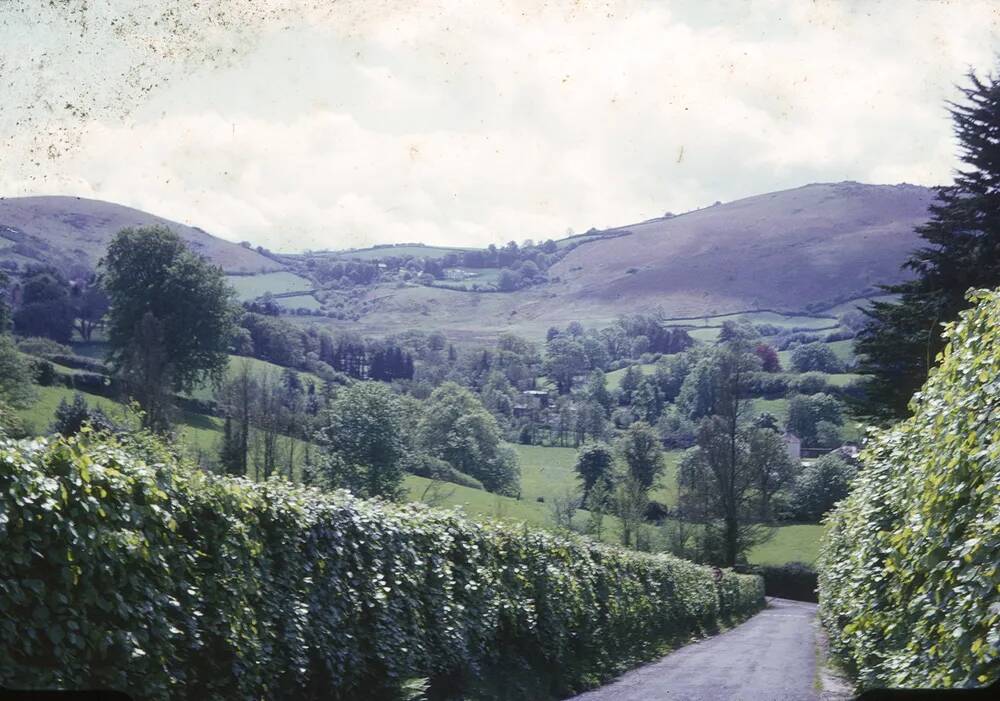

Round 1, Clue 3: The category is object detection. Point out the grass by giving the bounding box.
[187,355,324,401]
[226,272,314,301]
[428,268,503,290]
[778,338,856,369]
[13,385,121,435]
[274,293,322,311]
[336,245,474,260]
[750,397,791,422]
[15,387,818,566]
[748,524,824,566]
[604,363,657,390]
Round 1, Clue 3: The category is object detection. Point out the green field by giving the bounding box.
[428,268,503,290]
[747,524,824,565]
[778,338,856,369]
[337,245,473,261]
[274,293,322,311]
[604,363,657,389]
[227,272,314,301]
[187,355,324,401]
[15,390,816,565]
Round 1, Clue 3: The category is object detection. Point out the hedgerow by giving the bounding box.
[819,289,1000,690]
[0,429,763,700]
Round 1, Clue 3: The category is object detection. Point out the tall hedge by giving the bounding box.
[0,430,763,700]
[819,289,1000,690]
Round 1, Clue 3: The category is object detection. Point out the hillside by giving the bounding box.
[0,196,280,276]
[1,183,934,342]
[317,181,934,340]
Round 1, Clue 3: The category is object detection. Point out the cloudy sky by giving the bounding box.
[2,0,999,251]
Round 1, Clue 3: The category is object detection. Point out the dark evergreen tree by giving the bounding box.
[855,69,1000,420]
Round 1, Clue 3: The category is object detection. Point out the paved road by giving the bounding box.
[569,598,819,701]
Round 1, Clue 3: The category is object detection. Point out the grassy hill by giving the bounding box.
[0,196,280,275]
[309,182,932,341]
[5,183,932,343]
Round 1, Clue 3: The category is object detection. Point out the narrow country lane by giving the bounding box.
[568,598,820,701]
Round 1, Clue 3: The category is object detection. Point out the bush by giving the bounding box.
[819,289,1000,690]
[31,358,58,387]
[792,372,830,395]
[787,452,855,522]
[0,430,764,699]
[739,562,818,603]
[44,353,110,374]
[790,342,843,373]
[14,337,73,357]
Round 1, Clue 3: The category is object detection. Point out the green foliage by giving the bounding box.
[11,267,75,344]
[574,441,615,501]
[790,342,843,374]
[820,289,1000,689]
[787,453,855,522]
[316,382,408,499]
[0,430,764,699]
[616,421,664,490]
[419,382,520,495]
[543,336,589,394]
[853,69,1000,421]
[101,226,237,428]
[786,393,842,445]
[0,334,36,409]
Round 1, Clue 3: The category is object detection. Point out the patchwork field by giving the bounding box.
[335,245,474,260]
[226,271,314,301]
[275,293,322,311]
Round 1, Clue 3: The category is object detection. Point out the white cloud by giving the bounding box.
[2,0,999,251]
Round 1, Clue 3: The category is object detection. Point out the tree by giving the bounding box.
[612,475,648,548]
[676,336,769,566]
[789,452,856,521]
[0,334,36,409]
[574,442,615,501]
[71,278,109,342]
[616,421,663,490]
[746,427,797,521]
[216,357,256,476]
[790,342,843,373]
[12,268,74,344]
[585,369,612,415]
[543,336,588,394]
[853,69,1000,421]
[419,382,520,495]
[618,365,643,405]
[786,393,843,445]
[101,226,236,430]
[755,343,781,372]
[316,382,408,499]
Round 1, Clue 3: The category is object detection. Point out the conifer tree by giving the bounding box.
[854,69,1000,420]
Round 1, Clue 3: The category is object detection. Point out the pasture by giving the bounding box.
[226,271,314,301]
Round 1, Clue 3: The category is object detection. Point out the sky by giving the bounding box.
[2,0,999,252]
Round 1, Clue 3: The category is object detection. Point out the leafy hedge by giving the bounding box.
[819,289,1000,690]
[0,430,764,700]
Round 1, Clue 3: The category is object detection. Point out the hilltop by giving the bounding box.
[0,196,280,276]
[0,182,934,340]
[321,182,934,340]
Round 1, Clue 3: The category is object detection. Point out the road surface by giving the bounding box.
[568,598,820,701]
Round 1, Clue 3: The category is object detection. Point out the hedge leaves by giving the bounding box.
[1,429,763,699]
[819,288,1000,689]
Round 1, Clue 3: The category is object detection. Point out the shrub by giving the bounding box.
[819,289,1000,690]
[790,342,843,373]
[44,353,110,374]
[787,452,855,522]
[0,430,764,700]
[739,562,818,603]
